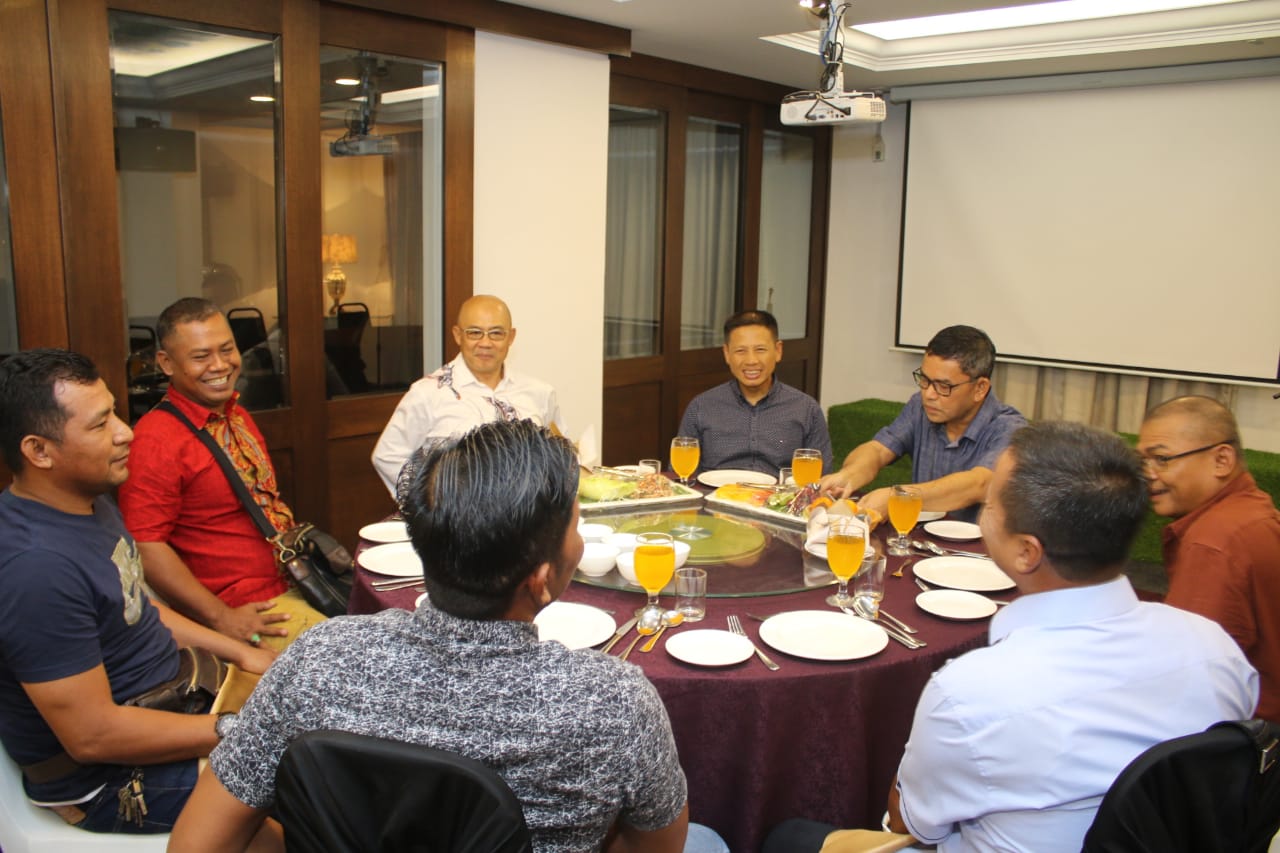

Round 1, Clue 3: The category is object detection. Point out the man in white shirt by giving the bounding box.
[371,295,561,495]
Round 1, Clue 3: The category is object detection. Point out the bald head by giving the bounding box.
[456,295,512,328]
[1143,396,1241,450]
[1139,396,1245,518]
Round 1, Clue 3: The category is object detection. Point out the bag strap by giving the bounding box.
[156,399,278,541]
[1211,719,1280,774]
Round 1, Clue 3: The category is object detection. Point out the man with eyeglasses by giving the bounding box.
[819,325,1025,522]
[372,294,562,495]
[1138,395,1280,721]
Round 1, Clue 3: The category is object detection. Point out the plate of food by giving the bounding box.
[705,485,882,532]
[578,469,703,515]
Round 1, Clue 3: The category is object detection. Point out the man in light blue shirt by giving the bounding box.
[820,326,1024,522]
[886,422,1258,852]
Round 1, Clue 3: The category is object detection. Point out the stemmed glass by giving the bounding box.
[886,484,923,556]
[824,516,866,608]
[670,436,700,486]
[634,532,676,615]
[792,448,822,488]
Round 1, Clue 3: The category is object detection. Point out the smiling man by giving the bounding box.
[677,310,831,477]
[371,294,562,497]
[819,325,1025,522]
[1139,395,1280,721]
[119,298,325,651]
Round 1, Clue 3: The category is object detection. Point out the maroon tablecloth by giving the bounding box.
[350,523,1004,853]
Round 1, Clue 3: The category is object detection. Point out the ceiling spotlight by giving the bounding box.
[250,95,275,102]
[334,77,360,86]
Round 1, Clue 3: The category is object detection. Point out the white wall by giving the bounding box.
[473,32,609,441]
[819,102,1280,453]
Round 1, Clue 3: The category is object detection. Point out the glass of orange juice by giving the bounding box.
[792,448,823,488]
[670,436,700,485]
[887,484,923,556]
[634,532,676,613]
[824,516,866,608]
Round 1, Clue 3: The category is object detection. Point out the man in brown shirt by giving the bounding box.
[1139,395,1280,720]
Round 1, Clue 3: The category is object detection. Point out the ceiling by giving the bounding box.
[502,0,1280,90]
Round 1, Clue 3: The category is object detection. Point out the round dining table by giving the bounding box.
[348,502,1009,853]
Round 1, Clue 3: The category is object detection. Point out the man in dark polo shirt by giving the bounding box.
[678,310,831,478]
[0,349,272,833]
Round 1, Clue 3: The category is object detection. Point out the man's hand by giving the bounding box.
[858,486,891,521]
[213,600,291,645]
[818,469,858,499]
[232,644,277,675]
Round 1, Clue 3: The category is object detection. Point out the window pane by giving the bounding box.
[320,48,442,398]
[0,107,16,355]
[110,13,282,418]
[758,129,814,340]
[681,117,742,350]
[604,106,665,360]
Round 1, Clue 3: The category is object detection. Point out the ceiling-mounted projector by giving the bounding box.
[781,91,885,126]
[330,135,396,157]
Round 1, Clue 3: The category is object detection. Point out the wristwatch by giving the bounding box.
[215,711,238,741]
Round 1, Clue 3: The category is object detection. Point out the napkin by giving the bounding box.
[805,504,871,553]
[575,424,599,469]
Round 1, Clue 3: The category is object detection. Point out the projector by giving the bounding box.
[781,92,886,126]
[330,135,397,157]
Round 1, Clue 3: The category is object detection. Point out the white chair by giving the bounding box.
[0,749,168,852]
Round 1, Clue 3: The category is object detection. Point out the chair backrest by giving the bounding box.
[226,306,268,352]
[274,730,533,853]
[336,302,370,333]
[1082,719,1280,853]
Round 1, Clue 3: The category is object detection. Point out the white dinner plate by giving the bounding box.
[804,540,827,560]
[697,469,777,488]
[358,520,410,543]
[610,465,645,475]
[665,629,755,667]
[533,602,617,650]
[913,556,1015,592]
[924,520,982,541]
[916,589,997,620]
[918,511,946,523]
[357,542,423,577]
[758,610,889,661]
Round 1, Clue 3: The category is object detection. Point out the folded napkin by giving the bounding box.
[575,424,599,469]
[805,505,871,552]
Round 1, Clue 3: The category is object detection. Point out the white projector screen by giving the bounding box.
[897,76,1280,384]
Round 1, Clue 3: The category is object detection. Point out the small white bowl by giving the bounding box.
[577,542,619,577]
[615,541,691,585]
[604,532,639,552]
[578,523,613,542]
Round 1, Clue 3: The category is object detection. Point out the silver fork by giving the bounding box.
[727,615,780,671]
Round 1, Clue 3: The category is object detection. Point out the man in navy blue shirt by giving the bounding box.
[819,325,1025,523]
[678,310,831,478]
[0,349,272,835]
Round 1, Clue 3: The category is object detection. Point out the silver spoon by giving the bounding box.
[641,610,684,652]
[911,539,948,557]
[619,607,662,660]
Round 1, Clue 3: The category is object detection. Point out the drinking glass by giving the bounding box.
[887,484,923,556]
[634,532,676,614]
[824,516,866,608]
[792,448,822,488]
[854,551,888,618]
[670,437,700,486]
[638,458,663,476]
[675,567,707,622]
[778,466,793,487]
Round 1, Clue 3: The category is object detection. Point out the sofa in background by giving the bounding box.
[827,398,1280,567]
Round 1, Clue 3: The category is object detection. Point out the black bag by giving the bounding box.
[158,400,353,617]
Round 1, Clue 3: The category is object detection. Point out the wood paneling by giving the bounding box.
[326,434,396,550]
[442,26,476,360]
[603,381,661,465]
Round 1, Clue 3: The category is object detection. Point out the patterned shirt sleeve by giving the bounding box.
[614,672,688,831]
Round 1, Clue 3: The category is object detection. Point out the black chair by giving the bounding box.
[227,306,268,353]
[274,730,533,853]
[1082,719,1280,853]
[324,302,371,393]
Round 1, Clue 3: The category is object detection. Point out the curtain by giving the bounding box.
[681,118,741,350]
[604,115,663,359]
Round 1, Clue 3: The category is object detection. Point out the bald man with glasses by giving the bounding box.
[1139,395,1280,721]
[372,295,562,495]
[819,325,1025,523]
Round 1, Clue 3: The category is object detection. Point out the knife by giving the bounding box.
[601,615,638,653]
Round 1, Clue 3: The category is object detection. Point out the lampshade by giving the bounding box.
[322,233,358,265]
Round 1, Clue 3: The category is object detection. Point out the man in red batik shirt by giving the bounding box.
[120,298,325,651]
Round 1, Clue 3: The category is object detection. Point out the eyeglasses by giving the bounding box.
[1139,441,1234,472]
[461,327,509,342]
[912,368,975,397]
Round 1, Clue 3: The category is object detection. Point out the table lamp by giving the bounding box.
[321,233,358,316]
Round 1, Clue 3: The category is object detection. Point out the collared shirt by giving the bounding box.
[1163,470,1280,721]
[896,576,1258,853]
[372,355,562,493]
[873,392,1026,522]
[677,380,832,477]
[119,388,290,607]
[212,604,687,853]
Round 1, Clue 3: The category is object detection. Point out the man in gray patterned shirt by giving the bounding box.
[171,419,720,852]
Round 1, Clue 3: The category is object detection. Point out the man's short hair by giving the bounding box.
[925,326,996,380]
[402,419,579,619]
[1000,421,1148,582]
[1144,396,1242,453]
[0,349,100,473]
[156,297,222,348]
[723,310,779,344]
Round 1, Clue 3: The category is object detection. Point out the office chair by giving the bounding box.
[1082,719,1280,853]
[274,730,532,853]
[325,302,371,392]
[226,307,268,353]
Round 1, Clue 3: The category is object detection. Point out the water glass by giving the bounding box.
[853,550,888,617]
[778,466,794,486]
[639,458,663,475]
[675,567,707,622]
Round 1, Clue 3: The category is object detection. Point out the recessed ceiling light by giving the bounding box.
[334,77,360,86]
[250,94,275,102]
[853,0,1248,41]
